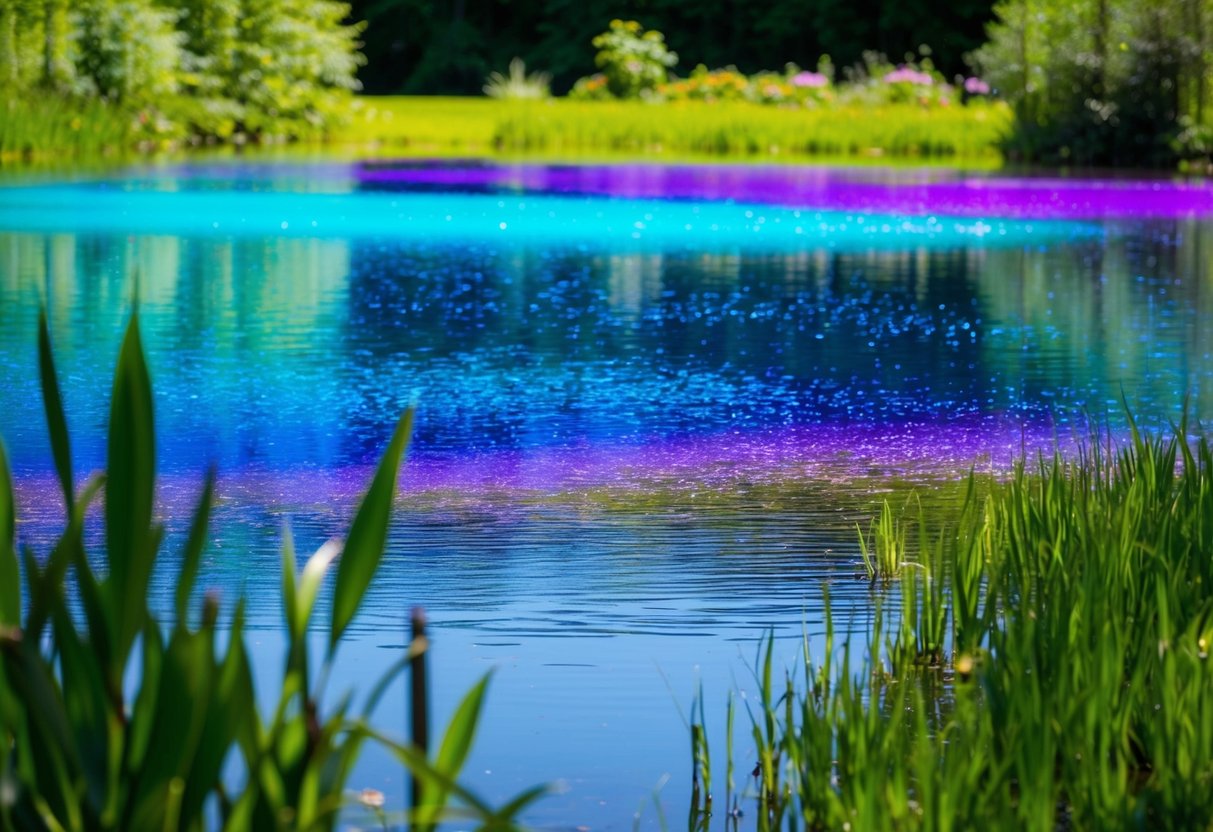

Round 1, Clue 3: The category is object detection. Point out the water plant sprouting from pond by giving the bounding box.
[692,421,1213,830]
[0,311,547,830]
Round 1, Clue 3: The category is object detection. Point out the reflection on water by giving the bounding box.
[2,162,1212,828]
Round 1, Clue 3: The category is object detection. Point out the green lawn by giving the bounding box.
[335,96,1012,163]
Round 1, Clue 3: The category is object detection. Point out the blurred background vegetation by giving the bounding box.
[3,0,1213,167]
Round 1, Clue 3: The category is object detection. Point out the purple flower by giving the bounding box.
[964,76,991,95]
[883,67,934,85]
[791,71,829,89]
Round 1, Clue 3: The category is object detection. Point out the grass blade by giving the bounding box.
[329,406,413,651]
[38,311,74,517]
[174,468,215,626]
[104,313,156,669]
[419,672,491,822]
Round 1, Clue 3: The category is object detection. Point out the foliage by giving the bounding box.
[0,311,547,830]
[657,61,835,106]
[484,58,551,100]
[970,0,1210,166]
[583,19,677,100]
[72,0,185,104]
[0,0,363,157]
[347,0,996,96]
[694,422,1213,829]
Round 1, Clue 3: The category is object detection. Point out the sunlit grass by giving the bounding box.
[694,421,1213,829]
[336,97,1011,162]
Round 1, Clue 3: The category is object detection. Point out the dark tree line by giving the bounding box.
[350,0,997,94]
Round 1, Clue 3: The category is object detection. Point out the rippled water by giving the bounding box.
[2,160,1212,829]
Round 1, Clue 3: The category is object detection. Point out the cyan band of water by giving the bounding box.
[0,185,1097,249]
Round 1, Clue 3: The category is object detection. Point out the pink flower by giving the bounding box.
[964,76,990,95]
[791,71,829,88]
[884,67,934,85]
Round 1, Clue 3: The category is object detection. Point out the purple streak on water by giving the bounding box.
[358,162,1213,219]
[11,416,1079,523]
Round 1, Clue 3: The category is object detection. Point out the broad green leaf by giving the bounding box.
[26,475,104,641]
[175,468,216,626]
[128,625,215,831]
[126,619,165,811]
[105,313,156,663]
[181,600,255,825]
[0,441,18,626]
[37,311,74,517]
[421,673,491,814]
[280,522,297,633]
[329,407,413,651]
[52,606,109,813]
[385,738,493,820]
[13,638,83,827]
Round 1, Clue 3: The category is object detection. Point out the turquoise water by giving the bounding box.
[2,160,1212,829]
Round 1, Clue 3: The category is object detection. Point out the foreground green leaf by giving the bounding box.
[330,406,413,651]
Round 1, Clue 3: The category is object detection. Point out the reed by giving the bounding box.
[695,420,1213,829]
[0,311,547,830]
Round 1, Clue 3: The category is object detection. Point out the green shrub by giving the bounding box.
[581,19,677,100]
[971,0,1207,166]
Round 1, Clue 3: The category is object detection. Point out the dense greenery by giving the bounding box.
[0,312,546,830]
[350,0,995,96]
[973,0,1213,166]
[0,0,363,157]
[694,423,1213,829]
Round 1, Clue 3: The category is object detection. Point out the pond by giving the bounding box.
[1,160,1211,829]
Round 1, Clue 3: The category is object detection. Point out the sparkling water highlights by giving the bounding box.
[0,181,1093,248]
[2,160,1212,829]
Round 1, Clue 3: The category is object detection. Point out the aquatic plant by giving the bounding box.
[695,421,1213,829]
[0,311,545,830]
[857,498,908,582]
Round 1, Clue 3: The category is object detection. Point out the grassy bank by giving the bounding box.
[694,424,1213,830]
[2,95,1010,166]
[338,97,1011,162]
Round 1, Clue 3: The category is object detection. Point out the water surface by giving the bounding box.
[2,160,1211,828]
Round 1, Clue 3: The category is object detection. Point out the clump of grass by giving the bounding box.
[696,420,1213,829]
[0,311,547,830]
[857,498,908,582]
[484,58,552,100]
[0,97,136,165]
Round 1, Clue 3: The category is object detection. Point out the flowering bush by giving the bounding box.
[571,31,980,111]
[590,19,677,99]
[839,52,954,107]
[655,62,835,106]
[963,76,990,95]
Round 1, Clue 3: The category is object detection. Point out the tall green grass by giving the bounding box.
[694,422,1213,829]
[0,311,547,830]
[337,97,1011,162]
[0,98,137,165]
